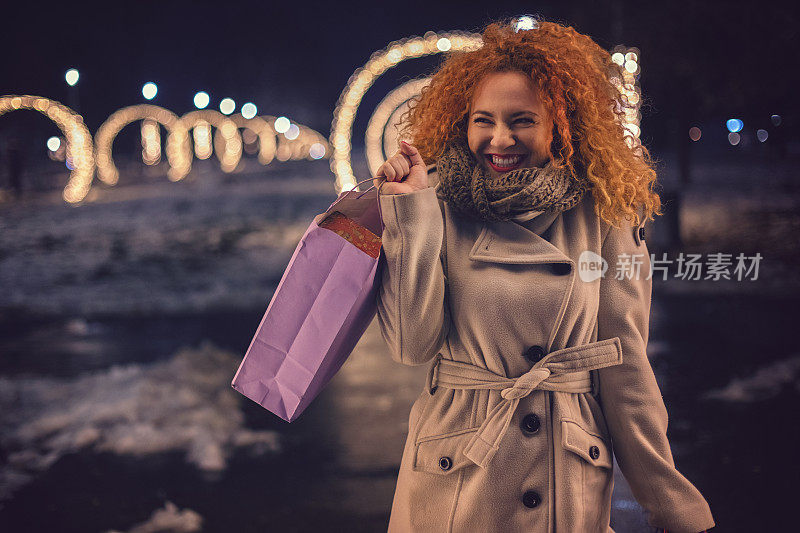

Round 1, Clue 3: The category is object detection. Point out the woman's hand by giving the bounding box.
[373,141,430,195]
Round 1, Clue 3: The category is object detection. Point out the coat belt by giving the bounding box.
[424,337,623,469]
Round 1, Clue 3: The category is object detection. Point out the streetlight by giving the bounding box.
[65,69,79,86]
[193,91,210,109]
[142,82,158,100]
[241,102,257,119]
[219,97,235,115]
[65,68,80,112]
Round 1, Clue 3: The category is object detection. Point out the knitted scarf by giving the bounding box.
[435,140,590,222]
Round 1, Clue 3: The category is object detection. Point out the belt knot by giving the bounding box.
[425,337,624,470]
[500,367,551,400]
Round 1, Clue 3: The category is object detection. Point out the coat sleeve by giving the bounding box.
[376,186,450,366]
[595,219,715,533]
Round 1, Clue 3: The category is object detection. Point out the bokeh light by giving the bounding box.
[2,94,331,203]
[331,30,483,192]
[285,124,300,140]
[436,38,451,52]
[230,114,276,164]
[274,116,290,133]
[757,129,769,142]
[309,143,326,159]
[142,82,158,100]
[365,77,430,177]
[193,121,212,159]
[771,114,782,126]
[514,15,537,32]
[0,95,94,202]
[141,119,161,165]
[689,127,702,142]
[182,110,242,171]
[726,118,744,133]
[95,104,192,184]
[728,132,741,145]
[219,98,236,115]
[65,69,80,86]
[47,136,61,151]
[241,102,257,120]
[193,91,210,109]
[609,45,642,150]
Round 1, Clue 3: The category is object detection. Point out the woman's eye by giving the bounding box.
[474,117,492,124]
[515,118,535,125]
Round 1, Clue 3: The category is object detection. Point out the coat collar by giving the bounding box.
[468,209,571,265]
[429,168,572,265]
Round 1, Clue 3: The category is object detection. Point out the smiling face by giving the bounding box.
[467,70,553,179]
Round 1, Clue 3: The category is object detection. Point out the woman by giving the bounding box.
[372,18,714,533]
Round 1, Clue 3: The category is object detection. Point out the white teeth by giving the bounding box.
[490,155,523,167]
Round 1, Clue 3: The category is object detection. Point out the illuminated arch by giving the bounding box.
[365,77,431,178]
[95,104,191,185]
[330,31,482,193]
[0,95,95,203]
[610,46,643,145]
[178,110,242,174]
[227,114,277,165]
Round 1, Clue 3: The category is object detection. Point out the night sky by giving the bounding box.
[1,0,797,155]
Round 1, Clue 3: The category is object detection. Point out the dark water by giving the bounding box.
[1,289,798,532]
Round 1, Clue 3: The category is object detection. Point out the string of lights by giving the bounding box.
[610,46,643,146]
[95,104,192,185]
[95,107,330,186]
[330,31,483,193]
[365,78,432,178]
[0,95,95,203]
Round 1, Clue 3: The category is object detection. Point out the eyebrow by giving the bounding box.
[471,110,540,118]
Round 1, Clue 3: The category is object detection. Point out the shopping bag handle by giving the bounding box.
[328,176,387,233]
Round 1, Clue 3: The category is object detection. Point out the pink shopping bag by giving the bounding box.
[231,177,386,422]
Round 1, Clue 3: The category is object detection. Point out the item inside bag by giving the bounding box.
[319,211,382,258]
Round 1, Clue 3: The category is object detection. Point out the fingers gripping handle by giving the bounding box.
[326,176,387,234]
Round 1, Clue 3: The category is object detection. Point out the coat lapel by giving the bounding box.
[468,209,571,265]
[429,169,571,265]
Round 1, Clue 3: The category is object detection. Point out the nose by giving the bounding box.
[489,124,515,151]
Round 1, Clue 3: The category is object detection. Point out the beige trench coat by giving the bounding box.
[375,171,715,533]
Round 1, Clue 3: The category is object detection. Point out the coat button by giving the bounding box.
[439,456,452,471]
[521,413,541,434]
[550,263,571,275]
[522,490,541,508]
[524,345,545,363]
[589,445,600,460]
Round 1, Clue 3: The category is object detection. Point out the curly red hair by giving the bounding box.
[400,18,662,227]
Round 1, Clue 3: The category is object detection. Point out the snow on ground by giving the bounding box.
[702,354,800,402]
[105,501,203,533]
[0,341,280,502]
